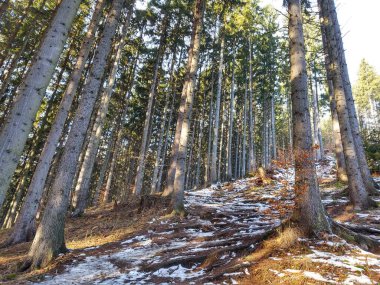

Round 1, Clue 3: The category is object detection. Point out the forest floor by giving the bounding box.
[0,156,380,284]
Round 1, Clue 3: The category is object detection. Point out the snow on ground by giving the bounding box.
[36,178,283,284]
[34,158,380,284]
[264,237,380,284]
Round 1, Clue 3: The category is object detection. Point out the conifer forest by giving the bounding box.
[0,0,380,283]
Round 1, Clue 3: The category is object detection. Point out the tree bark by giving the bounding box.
[242,80,247,177]
[210,28,224,183]
[320,25,347,182]
[0,0,82,207]
[319,0,374,210]
[23,0,124,269]
[72,10,131,216]
[227,50,236,180]
[92,130,114,206]
[309,72,321,160]
[248,38,257,173]
[326,0,379,192]
[313,70,324,159]
[288,0,331,234]
[204,70,215,186]
[133,13,169,196]
[151,50,178,194]
[171,0,205,214]
[6,0,106,246]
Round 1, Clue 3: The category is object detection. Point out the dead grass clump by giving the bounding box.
[244,227,302,263]
[239,257,327,285]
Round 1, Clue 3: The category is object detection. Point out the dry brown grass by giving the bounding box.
[0,196,169,283]
[239,227,327,285]
[244,227,302,263]
[239,227,380,285]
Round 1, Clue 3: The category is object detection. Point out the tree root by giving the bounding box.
[341,223,380,235]
[142,228,276,272]
[330,219,380,254]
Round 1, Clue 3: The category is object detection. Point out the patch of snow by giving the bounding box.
[303,271,337,284]
[269,269,285,278]
[343,274,373,285]
[307,249,380,272]
[284,269,337,283]
[152,264,204,281]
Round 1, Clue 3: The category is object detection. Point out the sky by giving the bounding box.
[135,0,379,84]
[261,0,380,84]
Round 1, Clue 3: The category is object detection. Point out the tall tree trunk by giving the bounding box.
[185,122,196,190]
[322,36,347,182]
[270,94,276,161]
[326,0,379,192]
[242,81,247,177]
[262,94,268,169]
[227,51,235,180]
[217,99,225,181]
[286,91,293,158]
[103,144,117,204]
[203,71,215,186]
[210,29,224,183]
[234,127,239,178]
[288,0,330,234]
[248,38,257,173]
[6,0,106,247]
[0,0,34,69]
[133,13,169,196]
[72,11,131,216]
[309,72,321,160]
[23,0,125,269]
[0,0,82,207]
[0,36,29,97]
[171,0,205,214]
[157,110,174,193]
[313,70,324,159]
[92,130,114,206]
[151,50,178,194]
[319,0,374,209]
[195,97,205,187]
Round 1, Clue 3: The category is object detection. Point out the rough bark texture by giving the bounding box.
[0,0,82,207]
[92,130,113,206]
[288,0,331,234]
[320,24,347,182]
[310,73,321,160]
[319,0,373,210]
[241,81,247,177]
[72,11,130,216]
[24,0,124,269]
[151,50,177,194]
[227,51,236,180]
[204,71,215,186]
[171,0,205,214]
[210,30,224,183]
[134,13,169,196]
[248,38,257,173]
[5,0,106,246]
[326,0,379,192]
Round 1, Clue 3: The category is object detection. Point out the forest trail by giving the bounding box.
[27,158,380,284]
[37,178,287,284]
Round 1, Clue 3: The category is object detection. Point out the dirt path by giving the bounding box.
[31,158,380,284]
[36,178,288,284]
